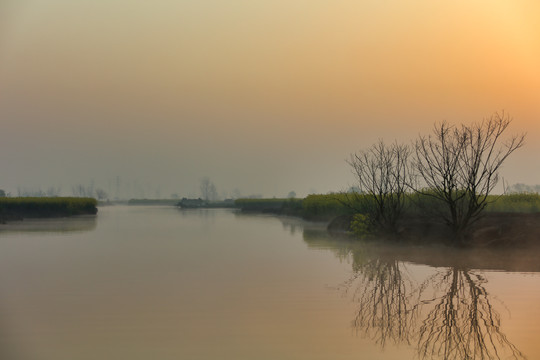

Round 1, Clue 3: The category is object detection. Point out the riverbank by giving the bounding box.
[234,195,540,248]
[0,197,98,223]
[327,212,540,247]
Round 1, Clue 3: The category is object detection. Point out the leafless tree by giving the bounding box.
[17,187,45,197]
[46,186,61,197]
[199,177,218,202]
[347,140,413,235]
[413,112,525,243]
[95,188,108,200]
[72,184,95,198]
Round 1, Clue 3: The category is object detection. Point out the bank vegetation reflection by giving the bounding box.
[302,228,527,360]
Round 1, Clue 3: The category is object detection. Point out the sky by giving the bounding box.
[1,0,539,198]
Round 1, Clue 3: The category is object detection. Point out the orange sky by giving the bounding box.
[1,0,539,197]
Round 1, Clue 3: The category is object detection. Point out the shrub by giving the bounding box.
[350,213,372,239]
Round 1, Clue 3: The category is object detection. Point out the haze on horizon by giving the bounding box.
[1,0,539,199]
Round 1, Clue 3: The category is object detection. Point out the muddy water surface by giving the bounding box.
[0,206,539,360]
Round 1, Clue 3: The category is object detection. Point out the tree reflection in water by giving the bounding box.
[332,241,527,360]
[417,268,525,360]
[342,257,419,348]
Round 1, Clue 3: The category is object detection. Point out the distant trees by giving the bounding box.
[199,177,218,202]
[231,188,242,199]
[17,187,45,197]
[95,188,108,200]
[17,187,61,197]
[71,183,108,200]
[46,186,61,197]
[72,184,95,198]
[347,112,525,244]
[0,189,6,197]
[506,183,540,194]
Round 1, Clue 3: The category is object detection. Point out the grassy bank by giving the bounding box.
[485,193,540,213]
[235,195,363,220]
[0,197,97,222]
[236,193,540,230]
[302,194,365,220]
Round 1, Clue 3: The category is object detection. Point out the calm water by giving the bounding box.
[0,206,539,360]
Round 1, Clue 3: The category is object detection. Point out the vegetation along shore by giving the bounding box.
[235,193,540,247]
[3,112,536,248]
[0,197,97,223]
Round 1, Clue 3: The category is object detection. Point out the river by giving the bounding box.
[0,205,539,360]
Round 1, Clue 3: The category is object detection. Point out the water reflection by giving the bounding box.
[417,267,525,360]
[345,257,418,348]
[0,215,96,235]
[176,207,217,220]
[302,229,529,360]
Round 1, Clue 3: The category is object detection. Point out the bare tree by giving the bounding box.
[347,140,412,235]
[17,187,45,197]
[413,112,525,243]
[199,177,218,202]
[72,184,95,198]
[95,188,108,200]
[46,186,61,197]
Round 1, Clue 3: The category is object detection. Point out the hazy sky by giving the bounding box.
[1,0,539,198]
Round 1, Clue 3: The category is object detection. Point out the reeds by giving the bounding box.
[0,197,97,220]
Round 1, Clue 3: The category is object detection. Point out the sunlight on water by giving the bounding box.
[0,206,539,359]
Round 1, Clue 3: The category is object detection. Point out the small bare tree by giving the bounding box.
[414,112,525,243]
[347,140,412,235]
[46,186,61,197]
[95,188,108,200]
[199,177,218,202]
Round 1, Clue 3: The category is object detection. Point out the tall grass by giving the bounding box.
[235,198,303,215]
[236,194,368,220]
[485,193,540,213]
[302,193,379,220]
[236,192,540,223]
[0,197,97,220]
[302,194,351,220]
